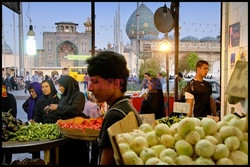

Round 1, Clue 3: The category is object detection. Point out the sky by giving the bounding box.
[2,2,221,53]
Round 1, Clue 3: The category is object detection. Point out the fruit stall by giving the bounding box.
[108,112,248,165]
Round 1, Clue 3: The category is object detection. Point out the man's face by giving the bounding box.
[88,76,116,103]
[197,64,209,77]
[144,74,149,80]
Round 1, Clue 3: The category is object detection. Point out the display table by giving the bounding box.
[2,138,69,165]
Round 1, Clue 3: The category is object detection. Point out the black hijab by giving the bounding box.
[56,75,79,103]
[40,79,58,104]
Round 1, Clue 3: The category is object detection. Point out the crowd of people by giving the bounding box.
[2,50,218,165]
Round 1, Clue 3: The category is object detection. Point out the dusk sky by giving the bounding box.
[2,2,221,53]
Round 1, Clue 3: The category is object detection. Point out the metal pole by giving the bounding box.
[165,33,169,116]
[2,13,6,79]
[136,2,140,78]
[19,2,24,76]
[13,12,17,77]
[91,1,95,57]
[174,2,179,102]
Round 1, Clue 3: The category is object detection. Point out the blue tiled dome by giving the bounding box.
[140,34,159,41]
[2,42,13,54]
[126,4,159,40]
[180,36,199,42]
[200,36,219,42]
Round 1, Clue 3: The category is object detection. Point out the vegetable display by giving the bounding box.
[9,122,61,142]
[116,114,248,165]
[2,111,27,141]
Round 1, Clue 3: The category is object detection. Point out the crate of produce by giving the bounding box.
[56,117,103,140]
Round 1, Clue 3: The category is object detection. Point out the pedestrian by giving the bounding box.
[44,75,88,165]
[34,79,61,124]
[140,72,151,90]
[184,60,217,117]
[86,51,142,165]
[24,71,32,94]
[83,72,89,91]
[31,71,39,82]
[83,91,107,118]
[4,74,12,92]
[2,79,17,117]
[177,72,187,102]
[157,72,166,93]
[140,77,165,119]
[22,82,43,121]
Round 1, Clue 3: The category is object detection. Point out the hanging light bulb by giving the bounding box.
[26,3,36,56]
[26,24,36,55]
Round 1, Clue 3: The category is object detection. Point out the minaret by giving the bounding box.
[117,2,121,53]
[114,2,121,53]
[83,17,92,33]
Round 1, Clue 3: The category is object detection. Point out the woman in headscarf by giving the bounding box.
[45,75,85,122]
[22,82,43,121]
[140,77,165,119]
[34,79,61,123]
[45,75,88,165]
[2,79,17,117]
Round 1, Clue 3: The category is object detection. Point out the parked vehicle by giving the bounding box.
[163,77,221,113]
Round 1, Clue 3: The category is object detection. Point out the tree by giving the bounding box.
[139,55,162,80]
[178,52,199,76]
[188,52,199,71]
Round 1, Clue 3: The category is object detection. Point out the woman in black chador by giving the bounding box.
[140,77,165,119]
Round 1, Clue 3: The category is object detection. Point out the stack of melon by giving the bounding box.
[116,114,248,165]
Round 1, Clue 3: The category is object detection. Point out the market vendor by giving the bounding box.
[2,79,17,117]
[86,51,142,165]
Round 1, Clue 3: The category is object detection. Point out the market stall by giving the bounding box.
[2,138,69,165]
[108,111,248,165]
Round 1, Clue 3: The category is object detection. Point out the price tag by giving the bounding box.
[173,102,190,114]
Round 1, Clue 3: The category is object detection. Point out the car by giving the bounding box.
[163,77,221,113]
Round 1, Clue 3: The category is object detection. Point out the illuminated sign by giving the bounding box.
[64,55,91,60]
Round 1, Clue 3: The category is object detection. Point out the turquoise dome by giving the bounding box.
[140,34,159,41]
[200,36,219,42]
[126,4,159,40]
[180,36,199,42]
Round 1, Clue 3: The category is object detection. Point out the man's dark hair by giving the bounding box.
[144,72,151,77]
[86,51,129,93]
[196,60,209,71]
[158,73,163,77]
[178,72,183,78]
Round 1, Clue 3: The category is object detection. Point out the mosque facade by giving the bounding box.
[2,3,220,78]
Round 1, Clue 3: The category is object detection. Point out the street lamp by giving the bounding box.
[160,39,172,116]
[26,2,36,74]
[26,25,36,56]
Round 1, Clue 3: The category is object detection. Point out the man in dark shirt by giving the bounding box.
[140,72,151,90]
[184,60,217,118]
[86,51,142,165]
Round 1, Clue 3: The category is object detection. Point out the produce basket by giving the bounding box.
[56,117,102,141]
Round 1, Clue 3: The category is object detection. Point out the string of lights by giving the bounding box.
[3,20,220,50]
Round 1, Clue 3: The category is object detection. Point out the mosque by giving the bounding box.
[2,3,220,78]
